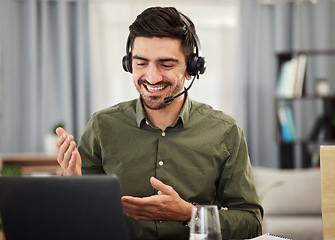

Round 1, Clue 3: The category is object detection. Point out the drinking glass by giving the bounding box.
[189,205,222,240]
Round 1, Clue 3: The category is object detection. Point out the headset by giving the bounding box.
[122,14,206,76]
[122,14,207,103]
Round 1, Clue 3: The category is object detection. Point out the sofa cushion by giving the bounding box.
[252,167,321,215]
[263,215,323,240]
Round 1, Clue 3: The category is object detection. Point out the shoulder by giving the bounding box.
[92,99,137,119]
[190,100,237,126]
[84,99,138,131]
[189,99,244,141]
[189,100,247,156]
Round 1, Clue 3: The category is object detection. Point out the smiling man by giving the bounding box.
[55,6,263,240]
[131,36,191,129]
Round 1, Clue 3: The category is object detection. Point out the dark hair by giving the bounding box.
[129,7,195,61]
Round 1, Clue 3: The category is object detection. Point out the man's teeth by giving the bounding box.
[147,86,165,92]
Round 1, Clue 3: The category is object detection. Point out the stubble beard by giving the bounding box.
[141,95,168,110]
[136,78,185,110]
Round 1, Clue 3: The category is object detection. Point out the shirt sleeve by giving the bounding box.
[217,124,263,239]
[78,114,106,175]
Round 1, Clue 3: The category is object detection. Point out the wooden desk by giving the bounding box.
[0,153,61,176]
[0,230,4,240]
[320,145,335,240]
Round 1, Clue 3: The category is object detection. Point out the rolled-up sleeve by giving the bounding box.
[217,125,263,239]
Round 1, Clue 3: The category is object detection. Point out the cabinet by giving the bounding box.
[0,153,61,175]
[275,50,335,168]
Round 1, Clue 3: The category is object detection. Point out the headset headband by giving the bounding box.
[122,13,206,76]
[179,15,202,57]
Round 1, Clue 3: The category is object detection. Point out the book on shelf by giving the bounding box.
[294,53,307,98]
[277,105,296,143]
[278,106,291,143]
[284,58,297,98]
[276,53,307,98]
[284,106,296,142]
[276,60,291,98]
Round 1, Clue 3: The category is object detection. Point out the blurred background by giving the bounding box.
[0,0,335,168]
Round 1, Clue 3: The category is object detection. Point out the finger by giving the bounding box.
[63,140,76,165]
[55,133,67,155]
[121,196,145,205]
[122,199,139,212]
[68,145,78,170]
[123,205,153,221]
[57,134,70,160]
[63,148,82,176]
[121,195,160,210]
[55,127,67,137]
[122,197,157,220]
[150,177,173,195]
[55,131,73,155]
[56,133,67,163]
[122,197,144,215]
[57,135,74,168]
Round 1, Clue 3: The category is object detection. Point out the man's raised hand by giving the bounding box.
[55,127,82,176]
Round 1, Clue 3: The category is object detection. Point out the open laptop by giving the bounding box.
[0,175,129,240]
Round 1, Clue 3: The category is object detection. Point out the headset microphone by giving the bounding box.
[163,75,197,103]
[122,13,206,103]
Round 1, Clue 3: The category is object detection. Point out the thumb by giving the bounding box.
[55,127,67,137]
[150,177,172,195]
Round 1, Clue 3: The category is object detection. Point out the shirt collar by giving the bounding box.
[136,98,147,128]
[135,93,191,129]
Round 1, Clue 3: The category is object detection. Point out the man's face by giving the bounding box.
[132,37,190,110]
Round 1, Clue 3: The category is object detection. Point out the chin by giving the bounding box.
[144,102,169,110]
[142,97,170,110]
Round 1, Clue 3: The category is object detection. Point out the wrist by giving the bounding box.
[181,202,197,227]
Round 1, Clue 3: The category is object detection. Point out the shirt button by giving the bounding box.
[161,131,166,137]
[157,190,162,195]
[158,161,164,166]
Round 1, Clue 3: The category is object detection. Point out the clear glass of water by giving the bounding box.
[189,205,222,240]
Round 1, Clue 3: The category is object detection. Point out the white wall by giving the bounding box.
[89,0,241,119]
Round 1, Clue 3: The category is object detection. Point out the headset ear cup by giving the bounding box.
[122,54,132,73]
[187,53,198,76]
[197,57,206,74]
[187,54,207,76]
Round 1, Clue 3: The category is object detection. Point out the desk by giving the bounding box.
[0,153,61,175]
[0,230,4,240]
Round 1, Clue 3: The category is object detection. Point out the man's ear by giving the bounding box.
[186,73,192,80]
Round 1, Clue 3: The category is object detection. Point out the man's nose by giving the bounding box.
[146,64,162,84]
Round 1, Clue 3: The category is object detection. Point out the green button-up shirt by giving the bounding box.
[78,94,263,240]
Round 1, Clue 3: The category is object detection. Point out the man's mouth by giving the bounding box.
[146,85,166,93]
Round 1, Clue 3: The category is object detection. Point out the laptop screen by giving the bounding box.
[0,175,129,240]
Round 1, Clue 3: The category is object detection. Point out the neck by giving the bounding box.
[144,95,185,131]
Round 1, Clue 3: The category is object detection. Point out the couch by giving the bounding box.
[252,167,323,240]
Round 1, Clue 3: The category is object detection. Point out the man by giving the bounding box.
[56,6,263,240]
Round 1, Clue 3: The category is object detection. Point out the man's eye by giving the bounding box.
[137,62,147,66]
[162,64,173,68]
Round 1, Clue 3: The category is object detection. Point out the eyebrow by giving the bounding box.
[133,55,179,63]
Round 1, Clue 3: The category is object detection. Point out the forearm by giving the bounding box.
[217,128,263,239]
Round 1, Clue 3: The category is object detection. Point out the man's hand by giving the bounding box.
[121,177,193,222]
[55,127,82,176]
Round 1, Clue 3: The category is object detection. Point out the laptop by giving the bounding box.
[0,175,129,240]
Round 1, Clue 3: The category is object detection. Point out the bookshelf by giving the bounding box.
[275,50,335,168]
